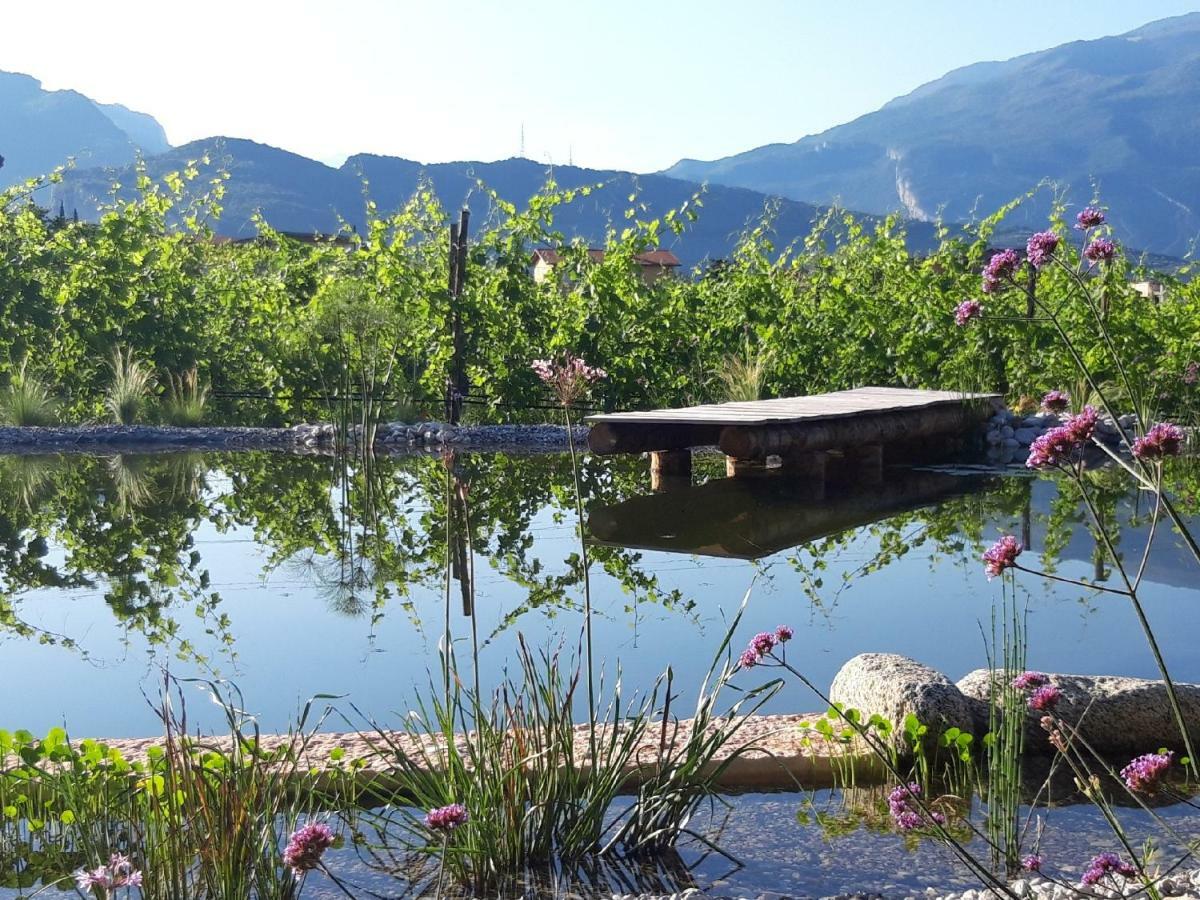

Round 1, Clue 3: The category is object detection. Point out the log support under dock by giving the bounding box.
[650,449,692,491]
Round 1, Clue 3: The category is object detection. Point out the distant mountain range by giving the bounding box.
[0,71,168,186]
[666,12,1200,257]
[5,12,1200,260]
[46,139,940,264]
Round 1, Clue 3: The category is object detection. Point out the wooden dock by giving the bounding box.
[586,387,998,484]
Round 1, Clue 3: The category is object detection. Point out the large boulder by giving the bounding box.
[957,670,1200,756]
[829,653,981,747]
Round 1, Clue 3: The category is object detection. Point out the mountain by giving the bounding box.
[665,13,1200,256]
[0,70,171,189]
[52,138,941,263]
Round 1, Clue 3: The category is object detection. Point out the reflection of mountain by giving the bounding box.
[1024,479,1198,591]
[588,467,995,559]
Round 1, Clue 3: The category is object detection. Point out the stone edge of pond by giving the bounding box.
[26,713,880,794]
[0,422,590,455]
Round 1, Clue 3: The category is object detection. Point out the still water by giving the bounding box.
[0,449,1196,742]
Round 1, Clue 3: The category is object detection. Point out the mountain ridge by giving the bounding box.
[664,12,1200,255]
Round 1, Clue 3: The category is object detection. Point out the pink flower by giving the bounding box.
[283,822,334,872]
[955,299,983,326]
[1081,852,1136,886]
[1083,238,1117,263]
[1012,671,1049,691]
[983,535,1022,579]
[1022,853,1044,873]
[738,648,760,669]
[1026,231,1060,269]
[1132,423,1185,461]
[424,803,469,832]
[1075,207,1106,230]
[982,249,1021,293]
[1040,390,1070,414]
[775,625,794,643]
[531,353,606,405]
[74,854,142,892]
[1029,684,1061,711]
[1120,751,1174,793]
[1184,362,1199,386]
[1026,406,1098,469]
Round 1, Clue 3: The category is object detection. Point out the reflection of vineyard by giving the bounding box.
[0,451,1194,665]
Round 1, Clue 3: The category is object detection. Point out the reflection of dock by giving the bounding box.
[588,467,995,559]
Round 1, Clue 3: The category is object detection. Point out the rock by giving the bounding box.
[829,653,982,748]
[1013,427,1038,446]
[1002,437,1019,448]
[957,669,1200,755]
[1021,416,1051,428]
[985,429,1003,444]
[1000,425,1015,439]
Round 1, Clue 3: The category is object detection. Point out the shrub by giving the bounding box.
[106,347,155,425]
[162,367,209,426]
[0,360,56,426]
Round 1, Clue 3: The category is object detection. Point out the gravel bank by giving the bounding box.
[0,422,590,455]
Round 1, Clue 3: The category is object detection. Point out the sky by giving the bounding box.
[5,0,1200,173]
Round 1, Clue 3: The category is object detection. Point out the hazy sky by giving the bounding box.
[6,0,1200,172]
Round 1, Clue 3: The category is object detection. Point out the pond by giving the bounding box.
[1,449,1197,738]
[0,447,1197,896]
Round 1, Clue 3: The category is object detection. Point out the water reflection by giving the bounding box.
[0,450,1196,737]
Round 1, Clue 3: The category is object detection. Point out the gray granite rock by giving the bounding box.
[1013,427,1039,446]
[957,669,1200,756]
[830,653,982,748]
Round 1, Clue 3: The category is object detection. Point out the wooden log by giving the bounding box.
[718,404,986,461]
[588,421,724,455]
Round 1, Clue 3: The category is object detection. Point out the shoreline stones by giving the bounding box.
[958,669,1200,756]
[0,422,590,456]
[831,654,1200,758]
[829,653,980,748]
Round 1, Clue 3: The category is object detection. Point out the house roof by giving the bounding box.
[532,247,681,268]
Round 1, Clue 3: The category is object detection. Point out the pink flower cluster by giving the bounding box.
[1028,684,1061,711]
[982,248,1021,293]
[1120,751,1174,794]
[887,782,946,831]
[74,854,142,892]
[424,803,469,832]
[531,354,607,405]
[983,535,1022,579]
[1132,423,1185,461]
[1026,406,1098,469]
[1083,237,1117,263]
[1011,671,1049,691]
[1081,852,1136,886]
[283,822,334,873]
[1022,853,1044,873]
[1025,231,1060,269]
[738,625,792,669]
[1075,207,1106,230]
[1040,390,1070,414]
[1184,362,1199,386]
[954,299,983,326]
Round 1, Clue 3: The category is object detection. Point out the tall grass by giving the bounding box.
[106,347,156,425]
[715,340,772,402]
[163,367,210,426]
[0,359,57,426]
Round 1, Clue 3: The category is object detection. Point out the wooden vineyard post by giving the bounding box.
[445,208,470,425]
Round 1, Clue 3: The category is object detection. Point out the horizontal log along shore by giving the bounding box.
[5,715,882,797]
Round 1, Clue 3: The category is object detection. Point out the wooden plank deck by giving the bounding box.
[586,387,996,427]
[585,387,1000,459]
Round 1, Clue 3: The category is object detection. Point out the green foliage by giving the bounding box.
[1,165,1194,427]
